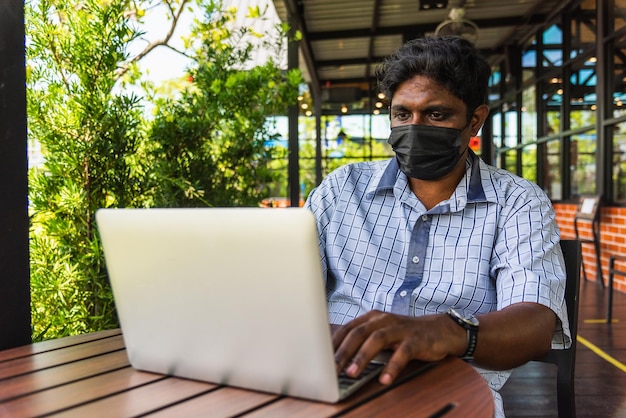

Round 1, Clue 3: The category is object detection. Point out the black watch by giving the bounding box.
[447,308,479,361]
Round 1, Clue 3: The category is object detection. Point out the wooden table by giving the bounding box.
[0,329,494,417]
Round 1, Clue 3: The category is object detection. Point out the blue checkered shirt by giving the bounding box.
[305,152,570,416]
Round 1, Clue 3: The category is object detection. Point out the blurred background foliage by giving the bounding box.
[26,0,302,340]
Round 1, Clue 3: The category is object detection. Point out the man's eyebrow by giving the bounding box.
[390,104,456,113]
[390,104,409,112]
[423,104,456,113]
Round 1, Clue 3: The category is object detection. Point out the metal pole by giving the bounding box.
[0,0,31,349]
[315,100,322,185]
[287,11,300,206]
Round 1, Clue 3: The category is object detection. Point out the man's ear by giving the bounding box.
[470,104,490,136]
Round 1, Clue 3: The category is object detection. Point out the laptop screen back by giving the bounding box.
[96,207,342,402]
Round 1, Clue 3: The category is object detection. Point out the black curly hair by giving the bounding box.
[376,36,490,120]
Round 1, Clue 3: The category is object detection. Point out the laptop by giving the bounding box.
[96,207,386,403]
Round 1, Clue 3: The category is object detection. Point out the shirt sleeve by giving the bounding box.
[304,168,344,286]
[491,185,571,349]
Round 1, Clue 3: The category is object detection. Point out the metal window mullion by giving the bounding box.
[562,10,573,200]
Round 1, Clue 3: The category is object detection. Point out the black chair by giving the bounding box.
[573,195,602,286]
[608,254,626,323]
[534,239,581,418]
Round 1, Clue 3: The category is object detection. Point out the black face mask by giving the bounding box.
[387,124,467,180]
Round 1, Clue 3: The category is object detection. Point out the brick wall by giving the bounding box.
[554,203,626,293]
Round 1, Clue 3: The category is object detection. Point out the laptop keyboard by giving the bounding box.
[338,361,385,392]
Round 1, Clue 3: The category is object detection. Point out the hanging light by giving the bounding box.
[419,0,448,10]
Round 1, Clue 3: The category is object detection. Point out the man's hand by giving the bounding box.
[332,310,466,385]
[331,303,557,385]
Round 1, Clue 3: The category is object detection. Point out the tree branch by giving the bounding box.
[115,0,192,81]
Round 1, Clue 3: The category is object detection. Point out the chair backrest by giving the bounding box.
[535,239,581,418]
[574,195,600,222]
[560,239,581,343]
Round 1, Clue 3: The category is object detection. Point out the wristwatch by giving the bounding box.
[447,308,479,361]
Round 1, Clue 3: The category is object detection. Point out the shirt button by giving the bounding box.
[421,215,428,221]
[400,290,407,297]
[412,256,420,264]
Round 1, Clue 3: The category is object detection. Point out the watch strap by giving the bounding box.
[447,308,479,361]
[462,326,478,360]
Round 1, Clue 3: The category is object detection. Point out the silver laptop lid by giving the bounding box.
[96,207,342,402]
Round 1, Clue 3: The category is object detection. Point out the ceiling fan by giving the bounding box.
[434,0,479,43]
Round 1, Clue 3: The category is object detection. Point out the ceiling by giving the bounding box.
[271,0,575,114]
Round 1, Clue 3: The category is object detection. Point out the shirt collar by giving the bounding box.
[379,158,400,189]
[366,151,494,206]
[362,157,399,199]
[466,150,487,203]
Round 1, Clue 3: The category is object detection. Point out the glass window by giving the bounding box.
[543,49,563,67]
[569,107,596,130]
[546,110,561,137]
[492,111,502,151]
[521,144,537,182]
[570,131,597,196]
[569,64,597,129]
[522,68,534,83]
[543,139,562,200]
[503,150,517,173]
[489,64,502,103]
[522,49,537,68]
[612,32,626,118]
[490,7,614,203]
[504,109,518,148]
[542,24,563,67]
[543,24,562,45]
[543,75,563,111]
[320,114,394,175]
[569,3,596,61]
[522,85,537,143]
[612,121,626,203]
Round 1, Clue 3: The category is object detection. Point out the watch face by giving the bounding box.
[449,308,479,328]
[448,308,479,360]
[464,314,479,327]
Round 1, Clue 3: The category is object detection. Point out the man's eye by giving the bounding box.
[429,112,444,120]
[394,112,410,120]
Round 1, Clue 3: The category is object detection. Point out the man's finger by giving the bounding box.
[379,342,412,384]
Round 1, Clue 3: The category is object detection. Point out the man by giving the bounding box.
[304,36,570,417]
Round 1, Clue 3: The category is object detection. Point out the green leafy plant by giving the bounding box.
[27,0,147,340]
[27,0,302,340]
[146,3,301,207]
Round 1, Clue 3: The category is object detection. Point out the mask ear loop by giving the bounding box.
[461,107,484,156]
[458,119,474,158]
[467,105,489,138]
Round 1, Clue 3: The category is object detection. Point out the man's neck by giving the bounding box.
[407,160,466,211]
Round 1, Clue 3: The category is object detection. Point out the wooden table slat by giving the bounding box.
[0,350,130,402]
[241,361,438,418]
[341,357,494,418]
[145,386,280,418]
[0,329,122,363]
[0,335,125,381]
[0,329,495,418]
[0,367,164,416]
[46,376,217,418]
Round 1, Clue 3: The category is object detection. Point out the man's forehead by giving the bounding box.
[389,76,467,111]
[390,93,466,112]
